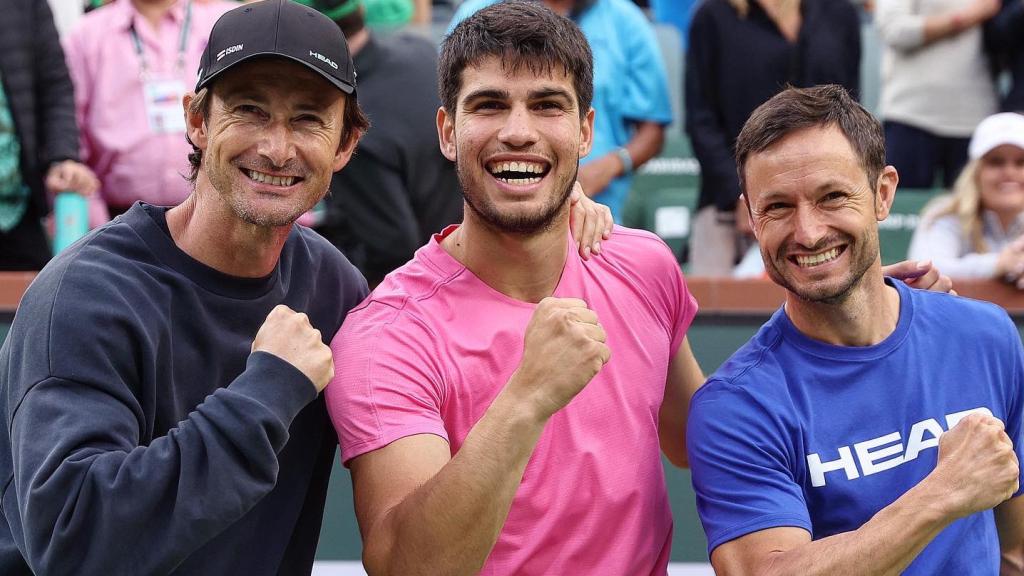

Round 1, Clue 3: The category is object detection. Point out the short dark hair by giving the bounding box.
[185,83,369,185]
[438,0,593,119]
[735,84,886,195]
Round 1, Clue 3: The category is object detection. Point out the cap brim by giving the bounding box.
[196,52,356,95]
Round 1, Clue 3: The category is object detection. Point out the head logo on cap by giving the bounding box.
[195,0,356,95]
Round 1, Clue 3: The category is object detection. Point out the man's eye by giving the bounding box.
[823,192,845,203]
[237,105,263,116]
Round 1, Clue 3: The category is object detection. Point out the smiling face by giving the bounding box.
[437,56,594,235]
[187,58,356,228]
[744,125,897,304]
[977,144,1024,222]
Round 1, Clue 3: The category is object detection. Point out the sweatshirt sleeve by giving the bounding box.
[7,346,316,576]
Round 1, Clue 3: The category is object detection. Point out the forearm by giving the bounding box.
[624,121,666,172]
[13,353,313,576]
[759,482,951,576]
[362,387,548,576]
[921,10,975,44]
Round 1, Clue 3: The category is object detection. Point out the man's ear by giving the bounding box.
[437,106,457,162]
[578,107,595,159]
[739,194,757,241]
[184,92,208,151]
[333,127,361,172]
[874,165,899,221]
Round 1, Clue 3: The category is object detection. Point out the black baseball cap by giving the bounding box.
[196,0,356,95]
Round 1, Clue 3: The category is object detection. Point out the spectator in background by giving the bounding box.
[989,0,1024,112]
[909,112,1024,284]
[449,0,673,222]
[64,0,234,224]
[0,0,98,271]
[307,0,463,287]
[876,0,1000,189]
[685,0,860,275]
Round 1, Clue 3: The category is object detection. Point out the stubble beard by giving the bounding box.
[456,157,578,236]
[763,230,878,306]
[204,157,320,228]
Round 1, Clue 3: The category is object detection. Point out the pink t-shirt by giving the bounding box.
[327,225,697,575]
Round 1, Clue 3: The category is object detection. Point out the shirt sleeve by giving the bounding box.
[687,381,813,555]
[33,0,79,168]
[618,8,674,125]
[988,0,1024,52]
[1000,313,1024,498]
[327,302,450,465]
[684,5,742,212]
[907,214,1000,279]
[875,0,928,51]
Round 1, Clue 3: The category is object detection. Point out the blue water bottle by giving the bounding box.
[53,192,89,254]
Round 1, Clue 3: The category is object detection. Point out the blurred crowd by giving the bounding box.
[2,0,1023,289]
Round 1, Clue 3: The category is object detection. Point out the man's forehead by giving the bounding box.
[746,127,865,200]
[213,58,344,103]
[459,56,574,95]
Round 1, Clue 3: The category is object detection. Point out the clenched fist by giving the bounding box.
[251,305,334,393]
[932,413,1019,519]
[508,297,611,420]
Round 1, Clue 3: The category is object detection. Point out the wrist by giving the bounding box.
[499,371,558,426]
[949,11,967,32]
[614,147,633,176]
[913,471,967,522]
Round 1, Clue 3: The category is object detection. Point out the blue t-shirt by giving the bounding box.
[687,279,1024,574]
[449,0,674,220]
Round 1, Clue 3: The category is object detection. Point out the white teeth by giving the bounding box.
[496,176,542,185]
[246,169,295,187]
[796,247,840,267]
[488,161,545,174]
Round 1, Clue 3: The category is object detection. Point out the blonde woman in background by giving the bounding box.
[908,112,1024,285]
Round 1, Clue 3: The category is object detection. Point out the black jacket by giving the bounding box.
[0,0,80,218]
[989,0,1024,112]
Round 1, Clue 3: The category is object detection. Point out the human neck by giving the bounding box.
[165,181,292,278]
[442,206,570,303]
[131,0,179,30]
[992,208,1021,233]
[783,267,901,347]
[755,0,801,42]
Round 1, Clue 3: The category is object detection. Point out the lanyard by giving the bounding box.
[128,0,193,80]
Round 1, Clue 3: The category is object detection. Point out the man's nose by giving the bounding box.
[257,120,297,168]
[791,204,828,249]
[497,105,539,148]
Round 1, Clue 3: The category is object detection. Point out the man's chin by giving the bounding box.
[232,200,309,229]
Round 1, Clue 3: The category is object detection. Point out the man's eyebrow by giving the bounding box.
[529,87,574,102]
[221,91,267,105]
[462,88,510,104]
